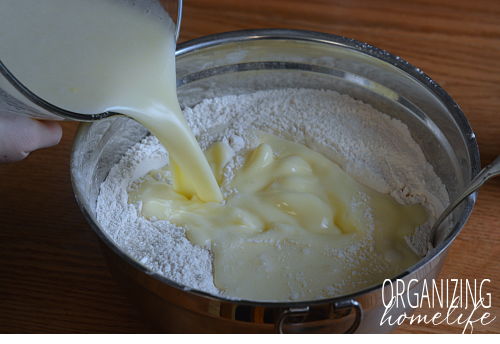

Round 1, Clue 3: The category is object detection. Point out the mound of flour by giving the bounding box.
[96,88,449,297]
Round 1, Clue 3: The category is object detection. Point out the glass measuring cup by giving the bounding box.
[0,0,182,122]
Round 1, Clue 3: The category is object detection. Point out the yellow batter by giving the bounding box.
[129,130,427,301]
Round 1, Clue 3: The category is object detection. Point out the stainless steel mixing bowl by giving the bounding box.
[70,29,480,333]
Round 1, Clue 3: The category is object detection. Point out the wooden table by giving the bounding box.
[1,0,499,334]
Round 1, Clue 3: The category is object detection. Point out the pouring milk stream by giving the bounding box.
[0,0,221,202]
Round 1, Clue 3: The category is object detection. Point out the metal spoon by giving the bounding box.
[431,154,500,246]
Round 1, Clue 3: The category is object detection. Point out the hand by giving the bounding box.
[0,111,62,163]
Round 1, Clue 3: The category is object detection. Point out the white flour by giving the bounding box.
[96,88,449,297]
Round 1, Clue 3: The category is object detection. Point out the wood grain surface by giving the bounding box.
[0,0,499,334]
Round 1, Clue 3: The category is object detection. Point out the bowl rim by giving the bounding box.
[73,28,481,308]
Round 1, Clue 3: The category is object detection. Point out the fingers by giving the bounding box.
[0,112,63,163]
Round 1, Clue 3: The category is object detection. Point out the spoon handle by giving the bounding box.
[431,154,500,245]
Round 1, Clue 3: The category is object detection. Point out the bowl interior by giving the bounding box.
[71,30,480,304]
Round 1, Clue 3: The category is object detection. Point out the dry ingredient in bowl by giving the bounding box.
[96,88,449,301]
